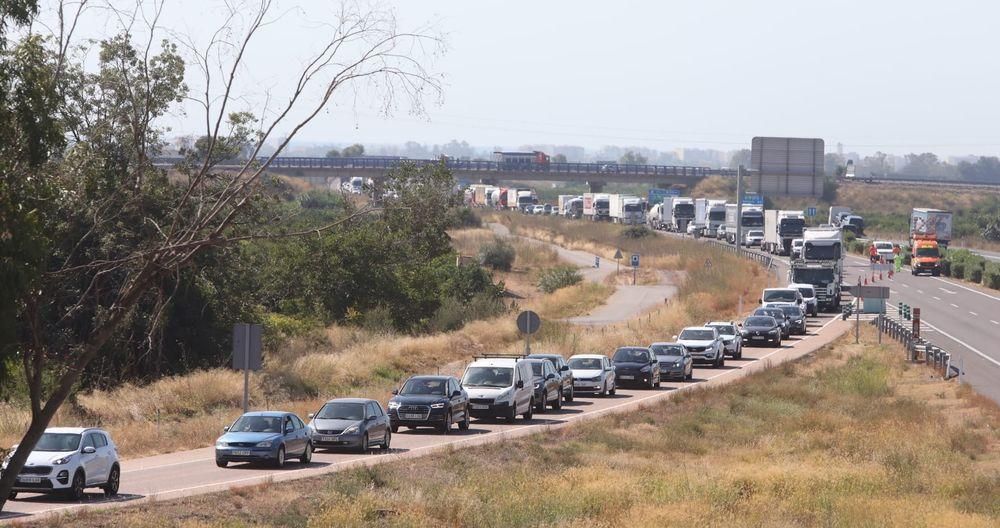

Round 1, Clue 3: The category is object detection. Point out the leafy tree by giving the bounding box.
[325,148,341,158]
[619,150,648,165]
[342,143,365,157]
[551,153,567,163]
[728,148,751,169]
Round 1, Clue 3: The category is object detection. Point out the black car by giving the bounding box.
[387,376,470,434]
[527,353,574,402]
[754,307,790,338]
[611,347,661,389]
[777,304,807,335]
[525,359,562,412]
[741,316,782,346]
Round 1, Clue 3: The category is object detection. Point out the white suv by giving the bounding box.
[461,355,535,422]
[4,427,120,501]
[675,327,725,368]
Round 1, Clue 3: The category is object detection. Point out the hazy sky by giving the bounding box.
[56,1,1000,156]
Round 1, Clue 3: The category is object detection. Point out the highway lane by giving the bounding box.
[2,314,848,522]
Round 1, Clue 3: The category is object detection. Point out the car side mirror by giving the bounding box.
[391,389,398,395]
[672,335,678,340]
[82,446,96,454]
[516,380,524,389]
[650,358,657,364]
[452,390,462,397]
[796,299,802,305]
[285,425,294,434]
[223,426,230,432]
[560,365,569,371]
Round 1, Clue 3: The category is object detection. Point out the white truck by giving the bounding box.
[763,210,805,255]
[647,203,665,229]
[706,199,727,238]
[789,226,844,313]
[911,208,953,248]
[723,204,765,244]
[563,197,583,218]
[557,195,578,216]
[513,188,536,211]
[609,194,644,225]
[583,193,610,221]
[691,198,710,236]
[668,197,695,232]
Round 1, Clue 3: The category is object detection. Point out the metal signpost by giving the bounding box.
[516,310,541,354]
[806,206,817,218]
[232,323,263,414]
[631,254,640,285]
[912,308,921,340]
[614,248,623,274]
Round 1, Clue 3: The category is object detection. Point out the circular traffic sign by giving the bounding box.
[516,310,541,335]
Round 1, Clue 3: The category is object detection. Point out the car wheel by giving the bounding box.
[391,424,399,433]
[647,375,655,389]
[381,430,391,450]
[535,396,545,413]
[274,446,287,468]
[215,459,228,468]
[439,412,452,434]
[8,491,17,501]
[358,434,369,454]
[459,411,470,431]
[103,465,120,497]
[736,347,742,360]
[68,470,86,500]
[565,386,574,402]
[300,442,313,463]
[655,373,661,388]
[553,390,562,410]
[599,382,607,397]
[609,383,616,396]
[523,399,533,420]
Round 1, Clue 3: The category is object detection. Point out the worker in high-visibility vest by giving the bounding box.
[893,244,903,273]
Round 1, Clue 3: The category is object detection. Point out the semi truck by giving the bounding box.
[512,188,536,211]
[489,187,510,209]
[723,204,765,244]
[557,195,579,216]
[668,197,695,232]
[583,193,611,221]
[563,197,583,218]
[789,227,843,312]
[910,208,952,248]
[763,210,805,255]
[647,203,664,229]
[692,198,709,236]
[609,194,644,224]
[706,199,727,238]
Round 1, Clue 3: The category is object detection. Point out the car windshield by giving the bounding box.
[613,348,650,362]
[679,329,715,340]
[762,290,798,303]
[875,242,893,250]
[916,247,939,257]
[793,240,803,247]
[745,316,775,326]
[569,357,602,370]
[316,403,365,421]
[230,415,285,433]
[708,325,736,335]
[34,433,82,452]
[755,309,784,319]
[796,287,815,298]
[651,344,685,357]
[400,378,447,396]
[748,231,764,237]
[462,366,513,388]
[780,306,803,316]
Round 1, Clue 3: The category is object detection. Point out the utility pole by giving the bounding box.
[735,165,744,249]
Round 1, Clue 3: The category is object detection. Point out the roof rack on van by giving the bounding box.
[472,353,526,360]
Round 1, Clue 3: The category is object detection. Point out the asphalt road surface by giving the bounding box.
[2,313,849,523]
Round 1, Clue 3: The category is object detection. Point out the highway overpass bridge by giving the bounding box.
[156,156,734,192]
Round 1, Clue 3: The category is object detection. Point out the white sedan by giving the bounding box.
[567,354,616,397]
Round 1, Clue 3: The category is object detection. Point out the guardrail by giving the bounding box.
[704,239,775,269]
[869,314,961,380]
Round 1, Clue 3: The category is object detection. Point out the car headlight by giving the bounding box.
[533,383,541,389]
[215,441,227,448]
[52,454,74,465]
[769,329,779,334]
[255,441,272,448]
[430,402,446,409]
[494,390,513,404]
[673,361,682,367]
[387,401,400,409]
[342,424,360,435]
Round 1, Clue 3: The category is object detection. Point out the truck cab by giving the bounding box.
[910,236,941,276]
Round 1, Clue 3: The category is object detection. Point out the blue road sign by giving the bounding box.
[742,193,764,206]
[630,254,640,267]
[806,206,817,217]
[647,188,679,205]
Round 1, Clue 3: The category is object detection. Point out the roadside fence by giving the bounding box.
[704,239,775,270]
[869,313,961,380]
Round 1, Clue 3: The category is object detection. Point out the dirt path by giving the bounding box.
[488,223,678,325]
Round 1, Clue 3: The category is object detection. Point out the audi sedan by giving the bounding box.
[387,376,469,434]
[741,316,782,346]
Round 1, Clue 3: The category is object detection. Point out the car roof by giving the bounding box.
[241,410,294,417]
[568,354,606,360]
[468,357,519,368]
[745,315,776,323]
[405,375,451,382]
[788,283,814,289]
[321,398,375,405]
[44,427,95,434]
[705,321,735,327]
[682,326,714,331]
[764,287,798,292]
[650,342,682,347]
[526,353,562,360]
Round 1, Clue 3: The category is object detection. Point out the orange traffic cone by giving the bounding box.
[864,276,868,285]
[888,269,894,279]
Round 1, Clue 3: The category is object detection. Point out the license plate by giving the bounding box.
[232,450,251,456]
[470,404,488,410]
[321,436,335,442]
[619,375,634,380]
[403,413,424,420]
[752,336,766,340]
[18,476,41,483]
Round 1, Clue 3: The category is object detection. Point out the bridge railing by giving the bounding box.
[869,314,960,380]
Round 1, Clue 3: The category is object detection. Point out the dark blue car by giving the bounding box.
[215,411,313,468]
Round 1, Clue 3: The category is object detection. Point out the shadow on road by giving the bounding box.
[395,427,493,436]
[223,460,334,469]
[6,492,144,507]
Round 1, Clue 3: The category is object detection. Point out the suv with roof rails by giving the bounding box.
[705,321,742,359]
[4,427,120,501]
[675,326,725,368]
[461,355,535,422]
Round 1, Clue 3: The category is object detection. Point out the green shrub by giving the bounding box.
[951,261,965,279]
[968,264,984,283]
[427,293,508,333]
[940,259,951,277]
[537,265,583,293]
[983,262,1000,290]
[621,225,652,239]
[447,207,482,228]
[478,238,515,271]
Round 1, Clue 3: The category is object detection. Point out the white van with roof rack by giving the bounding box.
[461,355,535,422]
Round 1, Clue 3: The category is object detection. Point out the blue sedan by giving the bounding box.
[215,411,313,468]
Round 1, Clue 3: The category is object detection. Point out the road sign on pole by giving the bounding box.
[614,248,623,274]
[232,323,263,414]
[806,206,817,217]
[630,254,640,285]
[516,310,541,354]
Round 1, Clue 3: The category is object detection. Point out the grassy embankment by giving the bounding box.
[0,227,611,458]
[41,327,1000,527]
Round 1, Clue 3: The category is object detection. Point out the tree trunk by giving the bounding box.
[0,407,63,512]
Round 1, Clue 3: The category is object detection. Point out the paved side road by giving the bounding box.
[1,314,850,523]
[488,223,678,325]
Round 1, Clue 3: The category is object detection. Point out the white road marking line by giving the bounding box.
[918,290,925,294]
[931,277,1000,302]
[933,296,941,301]
[991,320,999,325]
[901,284,910,288]
[939,287,957,295]
[969,311,978,316]
[919,319,1000,368]
[950,303,959,308]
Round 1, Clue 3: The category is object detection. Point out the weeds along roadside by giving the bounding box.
[53,325,1000,528]
[1,215,769,458]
